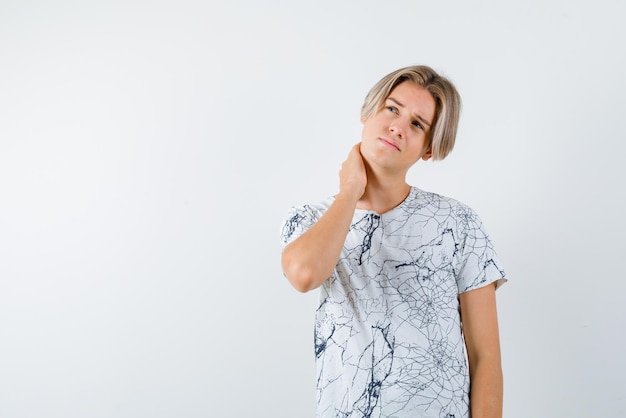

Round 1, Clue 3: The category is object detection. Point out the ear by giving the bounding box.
[421,146,433,161]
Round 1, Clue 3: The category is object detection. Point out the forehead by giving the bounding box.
[387,81,436,123]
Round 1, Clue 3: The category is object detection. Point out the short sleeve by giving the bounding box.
[453,204,507,293]
[279,205,319,248]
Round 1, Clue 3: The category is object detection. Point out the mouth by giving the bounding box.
[379,137,400,151]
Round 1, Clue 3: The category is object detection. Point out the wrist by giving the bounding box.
[335,188,362,206]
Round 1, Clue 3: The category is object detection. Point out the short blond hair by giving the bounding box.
[360,65,461,160]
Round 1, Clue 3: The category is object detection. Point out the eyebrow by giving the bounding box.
[387,97,432,128]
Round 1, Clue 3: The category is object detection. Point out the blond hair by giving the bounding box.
[360,65,461,160]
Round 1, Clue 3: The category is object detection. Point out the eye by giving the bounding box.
[386,105,399,114]
[412,120,424,130]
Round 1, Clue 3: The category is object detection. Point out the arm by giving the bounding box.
[281,144,367,293]
[459,283,503,418]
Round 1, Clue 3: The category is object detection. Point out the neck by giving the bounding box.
[357,164,411,214]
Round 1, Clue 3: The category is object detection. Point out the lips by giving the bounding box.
[379,137,400,151]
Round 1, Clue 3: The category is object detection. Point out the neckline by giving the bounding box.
[353,186,418,216]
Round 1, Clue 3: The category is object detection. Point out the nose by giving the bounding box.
[389,118,408,138]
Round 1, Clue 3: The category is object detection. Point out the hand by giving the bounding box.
[338,143,367,201]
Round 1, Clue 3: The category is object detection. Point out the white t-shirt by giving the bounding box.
[281,187,506,418]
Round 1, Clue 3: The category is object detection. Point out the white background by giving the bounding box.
[1,1,625,417]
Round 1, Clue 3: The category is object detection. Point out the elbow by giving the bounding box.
[291,278,316,293]
[281,257,321,293]
[283,264,317,293]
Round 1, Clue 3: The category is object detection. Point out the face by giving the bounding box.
[360,81,436,175]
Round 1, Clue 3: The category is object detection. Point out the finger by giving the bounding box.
[356,142,363,156]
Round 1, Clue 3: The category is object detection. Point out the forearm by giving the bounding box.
[281,193,358,292]
[460,284,503,418]
[469,356,503,418]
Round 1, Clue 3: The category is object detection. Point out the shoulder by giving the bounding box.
[403,187,491,238]
[408,187,478,219]
[285,195,335,220]
[280,196,334,244]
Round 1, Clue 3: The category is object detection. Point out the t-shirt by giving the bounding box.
[280,187,506,418]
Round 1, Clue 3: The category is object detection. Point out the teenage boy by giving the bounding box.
[280,65,507,418]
